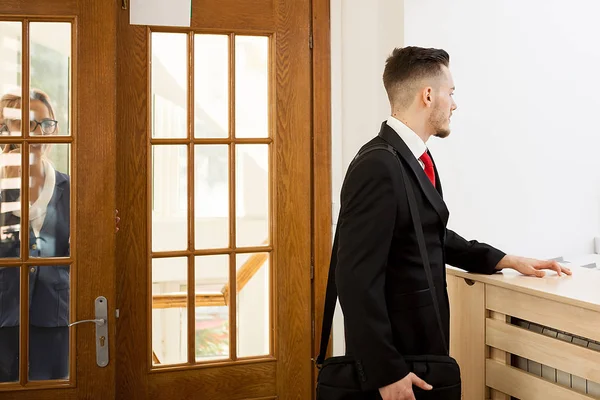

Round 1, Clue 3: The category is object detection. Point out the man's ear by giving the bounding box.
[421,87,433,107]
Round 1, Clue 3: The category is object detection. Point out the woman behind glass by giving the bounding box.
[0,88,70,381]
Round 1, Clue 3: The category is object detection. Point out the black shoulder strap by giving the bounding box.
[316,142,448,366]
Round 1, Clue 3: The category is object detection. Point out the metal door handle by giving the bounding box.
[69,318,105,327]
[69,296,109,367]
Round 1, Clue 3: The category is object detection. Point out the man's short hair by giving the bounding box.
[383,46,450,108]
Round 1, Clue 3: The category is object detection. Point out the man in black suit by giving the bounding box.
[335,46,572,400]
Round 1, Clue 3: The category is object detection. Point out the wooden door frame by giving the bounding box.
[310,0,332,395]
[0,1,117,399]
[115,0,332,397]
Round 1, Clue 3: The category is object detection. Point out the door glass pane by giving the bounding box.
[30,23,71,137]
[28,264,70,380]
[0,22,22,137]
[0,143,21,258]
[0,21,23,136]
[30,143,70,258]
[0,265,19,382]
[236,144,269,247]
[195,255,229,362]
[236,252,269,358]
[152,145,187,252]
[235,36,269,139]
[152,32,187,139]
[152,257,188,365]
[194,34,228,139]
[195,145,228,249]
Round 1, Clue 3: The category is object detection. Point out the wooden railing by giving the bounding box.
[151,251,268,309]
[151,248,269,365]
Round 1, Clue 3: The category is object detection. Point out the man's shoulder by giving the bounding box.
[357,136,386,154]
[344,137,399,184]
[352,136,398,169]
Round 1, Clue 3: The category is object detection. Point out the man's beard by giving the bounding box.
[430,105,451,138]
[435,128,450,138]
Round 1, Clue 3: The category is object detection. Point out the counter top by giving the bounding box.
[447,264,600,313]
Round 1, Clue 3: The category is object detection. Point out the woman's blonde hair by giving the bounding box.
[0,88,56,122]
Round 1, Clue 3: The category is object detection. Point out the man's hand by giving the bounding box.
[496,255,572,277]
[379,372,432,400]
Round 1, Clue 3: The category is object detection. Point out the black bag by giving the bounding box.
[315,143,461,400]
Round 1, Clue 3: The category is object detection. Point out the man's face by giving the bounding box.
[429,66,457,138]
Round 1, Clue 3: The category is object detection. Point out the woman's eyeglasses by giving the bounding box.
[0,118,59,135]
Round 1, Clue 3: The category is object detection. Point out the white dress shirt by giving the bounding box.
[13,159,56,237]
[386,116,428,169]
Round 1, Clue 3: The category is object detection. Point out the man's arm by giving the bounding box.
[444,229,506,274]
[445,230,572,277]
[336,154,410,391]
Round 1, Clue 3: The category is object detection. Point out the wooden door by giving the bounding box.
[0,1,116,399]
[116,1,316,399]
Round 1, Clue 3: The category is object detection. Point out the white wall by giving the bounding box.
[404,0,600,259]
[330,0,404,356]
[331,0,600,354]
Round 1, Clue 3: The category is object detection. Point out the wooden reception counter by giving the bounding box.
[446,265,600,399]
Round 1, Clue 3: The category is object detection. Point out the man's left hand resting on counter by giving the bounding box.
[496,255,572,277]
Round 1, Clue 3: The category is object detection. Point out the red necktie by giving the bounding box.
[419,151,436,187]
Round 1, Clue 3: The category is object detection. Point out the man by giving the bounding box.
[335,46,572,400]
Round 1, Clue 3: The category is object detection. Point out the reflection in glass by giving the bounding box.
[30,23,71,137]
[236,253,270,358]
[194,34,228,138]
[195,255,229,362]
[235,36,269,138]
[0,266,19,382]
[152,257,188,365]
[236,145,269,247]
[0,94,70,261]
[28,265,70,380]
[0,143,21,258]
[152,145,188,252]
[0,21,22,138]
[29,143,71,259]
[195,145,228,249]
[152,33,187,139]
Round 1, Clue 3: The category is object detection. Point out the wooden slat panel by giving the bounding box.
[486,317,600,383]
[148,362,276,400]
[488,312,510,400]
[486,359,593,400]
[486,285,600,343]
[447,275,486,400]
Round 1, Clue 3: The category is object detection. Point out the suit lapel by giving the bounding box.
[378,122,449,224]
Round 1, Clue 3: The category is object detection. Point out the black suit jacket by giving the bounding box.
[335,122,505,391]
[0,170,71,328]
